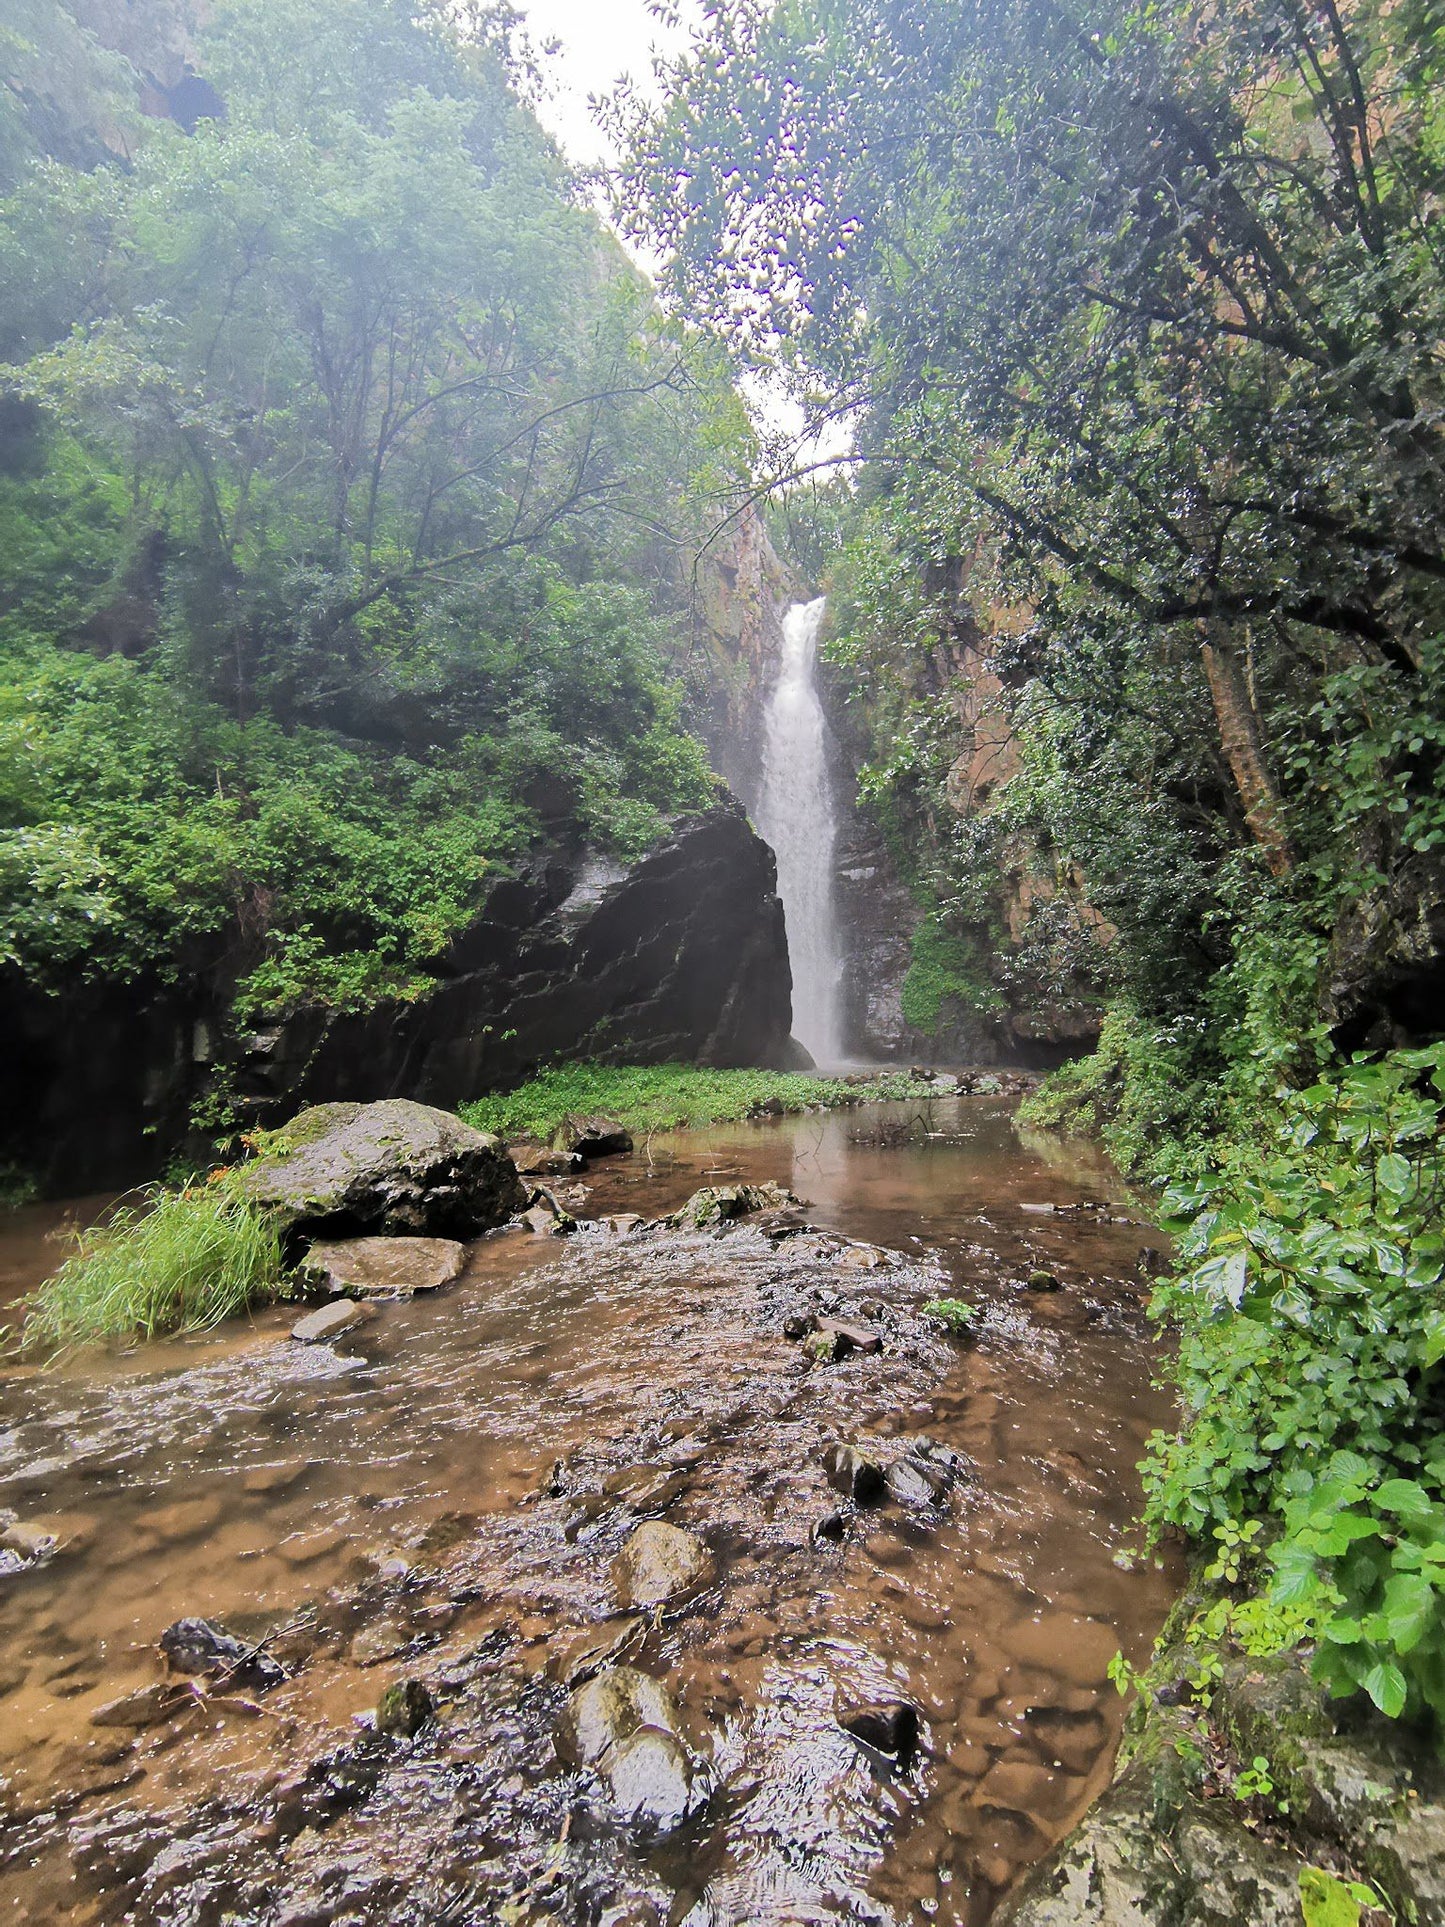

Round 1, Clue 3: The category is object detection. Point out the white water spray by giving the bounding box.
[757,597,843,1064]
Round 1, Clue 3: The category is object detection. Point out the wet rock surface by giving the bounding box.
[297,1235,467,1298]
[0,1096,1178,1926]
[240,1099,524,1240]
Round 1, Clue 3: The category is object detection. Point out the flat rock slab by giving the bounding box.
[240,1099,523,1240]
[298,1236,466,1299]
[291,1298,378,1345]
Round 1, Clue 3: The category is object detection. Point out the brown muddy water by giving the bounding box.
[0,1097,1180,1927]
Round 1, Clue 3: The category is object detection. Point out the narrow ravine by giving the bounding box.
[0,1097,1178,1926]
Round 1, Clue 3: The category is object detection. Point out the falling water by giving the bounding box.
[757,596,843,1064]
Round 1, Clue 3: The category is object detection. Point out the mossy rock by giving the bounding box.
[240,1099,524,1241]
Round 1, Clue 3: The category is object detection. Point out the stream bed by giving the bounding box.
[0,1096,1180,1926]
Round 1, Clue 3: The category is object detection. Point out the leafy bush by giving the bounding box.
[22,1180,285,1352]
[1144,1045,1445,1725]
[460,1062,936,1143]
[899,914,1002,1033]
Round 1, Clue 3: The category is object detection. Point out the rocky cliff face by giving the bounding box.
[4,802,793,1194]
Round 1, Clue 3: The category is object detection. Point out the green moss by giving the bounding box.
[459,1063,937,1144]
[899,915,1003,1034]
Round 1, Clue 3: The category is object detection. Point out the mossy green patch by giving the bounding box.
[459,1063,937,1145]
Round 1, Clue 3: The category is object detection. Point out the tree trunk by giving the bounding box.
[1199,621,1294,876]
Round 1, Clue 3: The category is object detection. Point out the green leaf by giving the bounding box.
[1359,1658,1408,1718]
[1376,1151,1412,1197]
[1298,1864,1378,1927]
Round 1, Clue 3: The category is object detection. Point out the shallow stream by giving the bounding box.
[0,1096,1179,1926]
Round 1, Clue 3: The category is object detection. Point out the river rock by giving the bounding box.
[521,1202,573,1237]
[291,1298,378,1344]
[612,1522,715,1611]
[823,1443,888,1506]
[567,1666,677,1765]
[668,1181,801,1231]
[840,1700,920,1763]
[508,1141,583,1176]
[564,1666,710,1833]
[158,1617,284,1691]
[552,1115,633,1159]
[818,1317,883,1357]
[376,1677,433,1737]
[605,1725,708,1832]
[297,1236,466,1298]
[239,1099,524,1241]
[837,1243,889,1271]
[1026,1269,1062,1292]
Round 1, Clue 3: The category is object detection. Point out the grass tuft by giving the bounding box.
[458,1063,937,1145]
[22,1181,285,1354]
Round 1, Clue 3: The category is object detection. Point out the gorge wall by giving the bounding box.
[4,803,793,1194]
[694,513,1108,1065]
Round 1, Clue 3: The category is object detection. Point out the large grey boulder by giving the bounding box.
[240,1100,523,1240]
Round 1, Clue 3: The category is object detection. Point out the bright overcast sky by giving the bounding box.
[518,0,698,167]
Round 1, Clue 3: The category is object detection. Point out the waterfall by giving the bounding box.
[757,597,843,1065]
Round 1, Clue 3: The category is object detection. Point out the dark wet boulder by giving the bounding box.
[840,1700,920,1765]
[239,1099,524,1241]
[297,1235,466,1299]
[552,1114,633,1159]
[158,1617,284,1691]
[823,1443,888,1506]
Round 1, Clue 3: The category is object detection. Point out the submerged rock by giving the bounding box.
[91,1683,191,1729]
[612,1522,715,1612]
[240,1099,524,1241]
[564,1666,710,1834]
[291,1298,378,1344]
[297,1235,466,1299]
[0,1518,59,1566]
[158,1617,284,1691]
[840,1700,920,1764]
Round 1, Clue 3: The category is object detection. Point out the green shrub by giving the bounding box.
[23,1181,285,1352]
[923,1297,977,1335]
[1145,1044,1445,1726]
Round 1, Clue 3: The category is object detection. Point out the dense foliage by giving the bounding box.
[628,0,1445,1069]
[1144,1046,1445,1726]
[631,0,1445,1746]
[1,0,740,1021]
